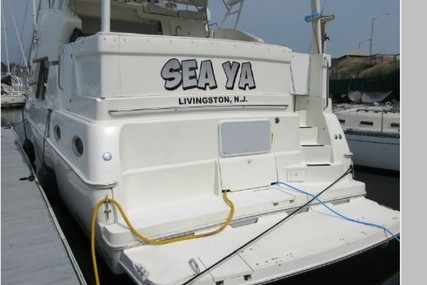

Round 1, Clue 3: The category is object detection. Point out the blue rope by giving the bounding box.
[276,181,400,242]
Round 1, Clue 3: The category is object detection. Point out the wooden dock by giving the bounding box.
[1,127,87,285]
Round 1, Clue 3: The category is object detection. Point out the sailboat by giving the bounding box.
[16,1,399,284]
[1,0,29,108]
[334,102,400,172]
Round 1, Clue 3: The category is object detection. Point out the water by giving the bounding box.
[1,106,24,127]
[49,168,400,285]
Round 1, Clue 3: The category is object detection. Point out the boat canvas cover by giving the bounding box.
[2,75,12,86]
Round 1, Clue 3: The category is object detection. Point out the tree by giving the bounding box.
[331,59,370,79]
[360,61,400,78]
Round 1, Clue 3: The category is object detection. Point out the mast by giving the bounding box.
[306,0,334,54]
[32,0,38,31]
[310,0,322,54]
[6,0,29,69]
[28,0,41,70]
[1,3,11,74]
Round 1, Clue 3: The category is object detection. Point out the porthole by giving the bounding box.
[54,125,61,141]
[359,121,373,126]
[72,136,84,157]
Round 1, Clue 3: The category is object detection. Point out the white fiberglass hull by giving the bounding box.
[345,131,400,172]
[22,115,399,285]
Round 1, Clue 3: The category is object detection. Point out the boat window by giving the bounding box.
[359,121,373,126]
[72,136,84,157]
[35,58,49,100]
[390,123,400,128]
[338,119,345,124]
[54,125,61,141]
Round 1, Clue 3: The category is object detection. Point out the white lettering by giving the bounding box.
[182,59,198,90]
[239,62,256,90]
[161,58,182,90]
[161,59,256,91]
[198,60,217,90]
[222,61,240,90]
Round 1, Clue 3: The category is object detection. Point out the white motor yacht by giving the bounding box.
[18,1,400,284]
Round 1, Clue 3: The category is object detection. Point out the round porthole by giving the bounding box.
[72,136,84,157]
[54,125,61,141]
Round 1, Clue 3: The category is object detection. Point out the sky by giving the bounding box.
[1,0,400,67]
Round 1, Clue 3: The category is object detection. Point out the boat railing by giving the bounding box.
[71,0,208,33]
[69,0,209,37]
[219,0,245,29]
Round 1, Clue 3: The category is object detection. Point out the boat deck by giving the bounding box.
[1,127,87,285]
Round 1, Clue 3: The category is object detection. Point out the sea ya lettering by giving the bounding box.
[161,58,256,91]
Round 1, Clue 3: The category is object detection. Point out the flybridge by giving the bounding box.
[95,0,209,33]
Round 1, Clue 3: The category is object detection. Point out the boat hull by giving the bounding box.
[345,130,400,172]
[20,110,400,284]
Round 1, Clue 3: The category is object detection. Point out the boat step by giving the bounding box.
[299,126,319,145]
[281,163,351,183]
[301,144,332,164]
[297,110,308,126]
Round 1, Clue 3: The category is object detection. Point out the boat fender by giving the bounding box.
[37,165,59,205]
[22,139,36,169]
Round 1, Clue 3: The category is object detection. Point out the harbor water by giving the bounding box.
[2,108,400,285]
[1,105,24,127]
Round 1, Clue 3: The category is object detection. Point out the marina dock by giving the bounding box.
[1,127,87,285]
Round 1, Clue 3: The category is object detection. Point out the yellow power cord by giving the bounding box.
[91,191,235,285]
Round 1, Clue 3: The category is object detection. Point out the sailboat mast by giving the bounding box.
[32,0,38,31]
[6,0,29,69]
[1,4,11,74]
[27,0,42,70]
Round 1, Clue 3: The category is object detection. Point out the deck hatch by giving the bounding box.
[219,119,271,157]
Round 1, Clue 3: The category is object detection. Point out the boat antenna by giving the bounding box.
[1,3,11,74]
